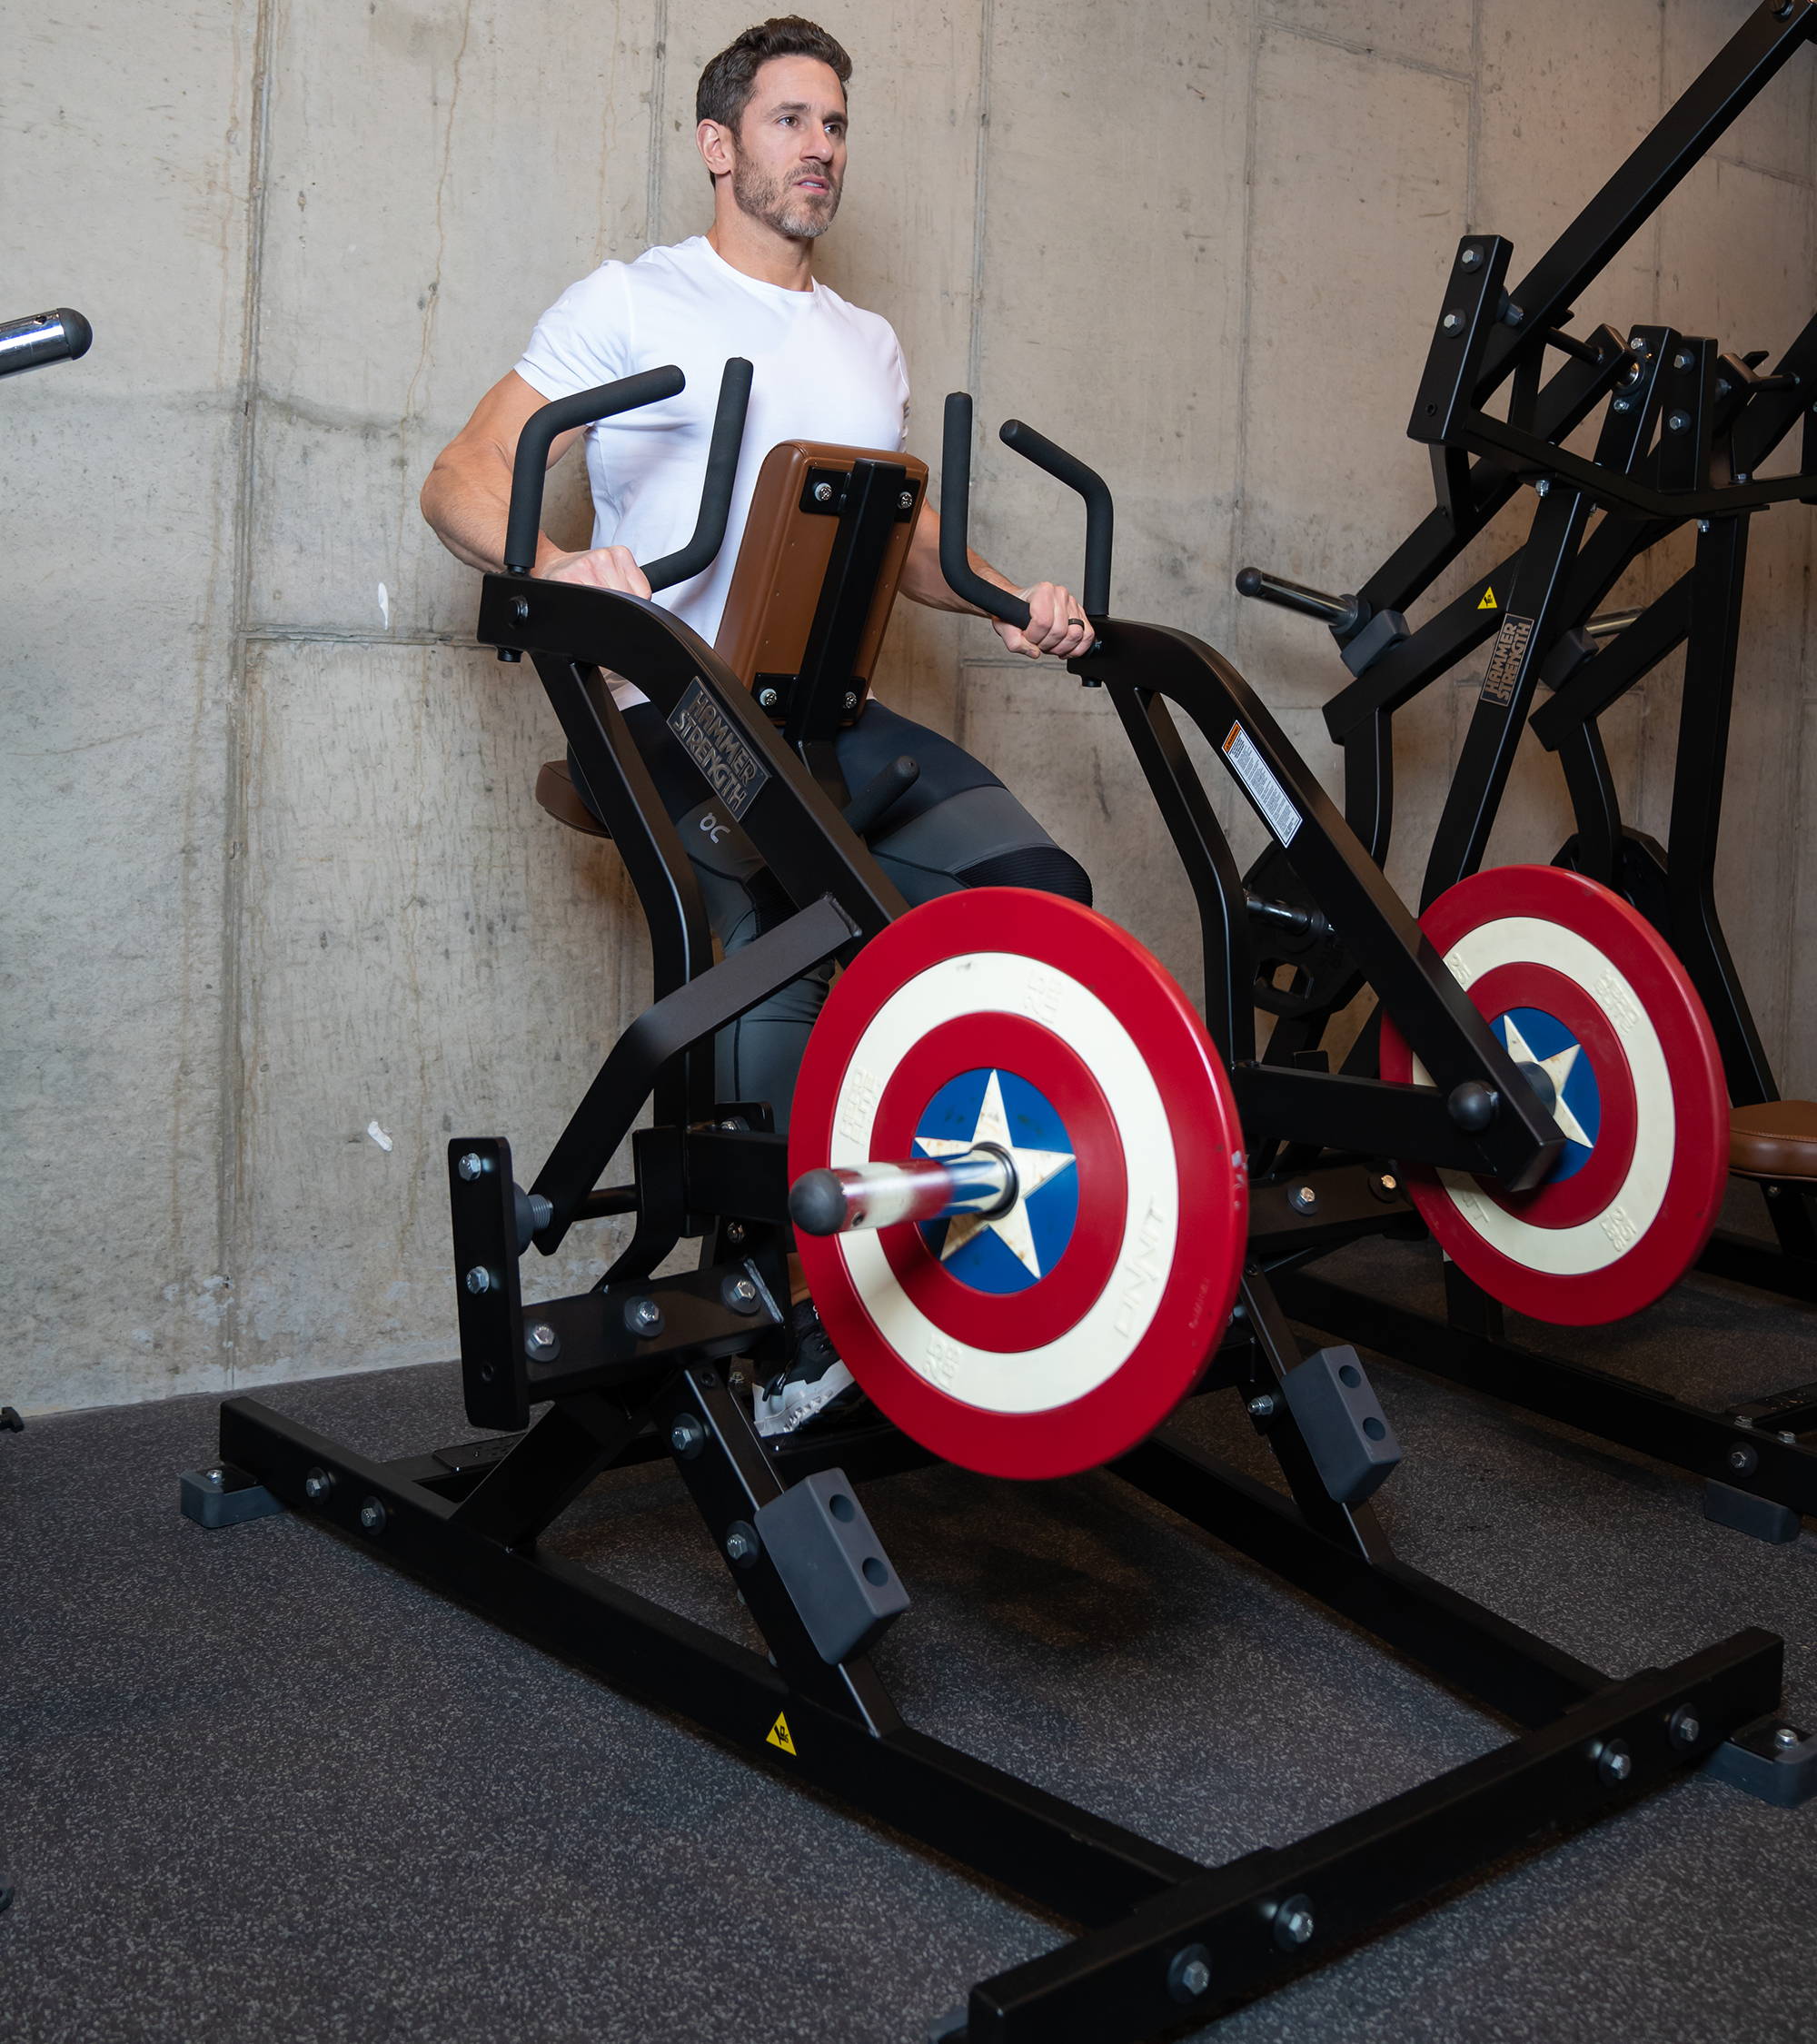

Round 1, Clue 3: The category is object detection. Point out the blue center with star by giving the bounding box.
[1494,1006,1601,1183]
[911,1067,1079,1294]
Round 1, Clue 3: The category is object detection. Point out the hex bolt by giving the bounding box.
[1287,1184,1318,1215]
[464,1265,493,1295]
[1629,333,1647,353]
[1459,243,1483,268]
[724,1522,760,1566]
[1673,350,1693,372]
[1779,1430,1799,1445]
[1441,310,1465,334]
[1534,477,1551,496]
[842,691,859,712]
[626,1297,665,1337]
[1735,471,1752,485]
[207,1467,227,1485]
[670,1415,705,1459]
[1612,398,1633,413]
[1728,1443,1759,1475]
[1773,1726,1802,1750]
[303,1467,334,1501]
[726,1221,747,1245]
[358,1496,388,1535]
[1273,1895,1316,1950]
[1503,303,1524,326]
[524,1321,560,1359]
[1247,1393,1278,1420]
[1167,1944,1214,2003]
[812,481,834,503]
[456,1152,485,1181]
[1595,1739,1633,1787]
[898,490,915,510]
[757,687,780,710]
[723,1275,760,1315]
[1667,1705,1702,1750]
[1666,410,1691,433]
[511,597,530,622]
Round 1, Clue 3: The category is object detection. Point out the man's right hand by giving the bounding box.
[538,544,652,599]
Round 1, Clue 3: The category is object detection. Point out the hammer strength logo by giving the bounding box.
[667,677,769,819]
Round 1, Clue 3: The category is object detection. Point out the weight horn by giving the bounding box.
[789,1148,1017,1237]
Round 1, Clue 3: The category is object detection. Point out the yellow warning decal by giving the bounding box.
[766,1712,797,1756]
[1477,586,1499,610]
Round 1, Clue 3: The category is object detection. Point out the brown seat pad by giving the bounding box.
[534,758,611,839]
[1729,1099,1817,1183]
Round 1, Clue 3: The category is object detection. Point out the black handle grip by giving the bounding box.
[841,755,919,838]
[503,365,687,574]
[940,392,1031,629]
[1234,566,1364,635]
[998,419,1114,615]
[0,307,93,381]
[641,357,753,591]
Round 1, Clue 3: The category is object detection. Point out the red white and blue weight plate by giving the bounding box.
[1379,866,1726,1325]
[790,888,1248,1478]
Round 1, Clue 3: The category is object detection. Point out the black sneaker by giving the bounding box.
[753,1301,867,1437]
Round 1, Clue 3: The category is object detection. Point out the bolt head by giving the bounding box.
[1613,398,1633,413]
[1288,1184,1318,1214]
[1779,1430,1799,1445]
[757,688,779,710]
[1246,1394,1277,1420]
[1441,310,1465,334]
[842,691,859,711]
[1273,1895,1316,1950]
[464,1265,492,1295]
[524,1321,559,1357]
[1596,1739,1633,1786]
[1459,243,1483,268]
[456,1152,485,1182]
[1734,471,1752,485]
[1167,1943,1213,2004]
[812,481,833,503]
[358,1497,387,1534]
[1666,410,1691,432]
[511,596,530,622]
[303,1467,333,1501]
[627,1297,665,1336]
[1728,1444,1756,1473]
[1673,351,1693,372]
[1380,1174,1398,1193]
[898,490,914,510]
[724,1525,758,1565]
[1667,1706,1701,1748]
[1773,1725,1802,1750]
[726,1221,747,1245]
[670,1416,704,1457]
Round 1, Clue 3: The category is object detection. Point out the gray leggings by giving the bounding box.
[610,700,1092,1130]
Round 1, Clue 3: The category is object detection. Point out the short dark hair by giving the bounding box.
[696,16,852,163]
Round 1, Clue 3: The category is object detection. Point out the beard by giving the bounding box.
[729,150,842,240]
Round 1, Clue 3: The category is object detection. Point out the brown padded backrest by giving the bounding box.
[714,440,928,720]
[1729,1099,1817,1183]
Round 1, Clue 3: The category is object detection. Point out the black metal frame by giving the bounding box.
[1225,1,1817,1521]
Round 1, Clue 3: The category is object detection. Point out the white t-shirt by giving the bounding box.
[515,235,911,700]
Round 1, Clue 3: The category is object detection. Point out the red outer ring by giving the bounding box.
[1379,866,1726,1325]
[1465,963,1636,1231]
[789,888,1248,1478]
[869,1015,1127,1351]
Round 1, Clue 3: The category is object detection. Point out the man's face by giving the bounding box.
[723,55,848,240]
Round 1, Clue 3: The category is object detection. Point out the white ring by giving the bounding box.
[1412,916,1673,1275]
[829,951,1179,1414]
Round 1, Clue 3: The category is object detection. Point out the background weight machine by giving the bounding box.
[1232,0,1817,1540]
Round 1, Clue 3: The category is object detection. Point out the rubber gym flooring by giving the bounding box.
[6,1231,1814,2044]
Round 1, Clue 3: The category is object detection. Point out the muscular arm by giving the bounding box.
[419,371,649,594]
[897,503,1092,660]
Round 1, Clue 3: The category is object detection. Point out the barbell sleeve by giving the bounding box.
[789,1147,1017,1237]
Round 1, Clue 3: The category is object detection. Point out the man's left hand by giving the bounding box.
[992,581,1094,661]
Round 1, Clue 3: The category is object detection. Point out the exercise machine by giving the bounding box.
[190,351,1807,2040]
[1233,0,1817,1539]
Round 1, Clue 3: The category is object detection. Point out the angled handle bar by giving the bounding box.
[998,418,1114,615]
[939,392,1117,630]
[502,359,752,583]
[642,358,753,591]
[940,392,1028,627]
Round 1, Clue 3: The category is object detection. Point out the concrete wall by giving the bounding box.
[5,0,1813,1414]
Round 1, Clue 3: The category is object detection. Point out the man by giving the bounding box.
[422,16,1092,1433]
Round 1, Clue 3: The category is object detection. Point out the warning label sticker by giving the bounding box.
[1477,585,1499,610]
[1220,723,1303,847]
[1478,612,1536,706]
[765,1712,797,1756]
